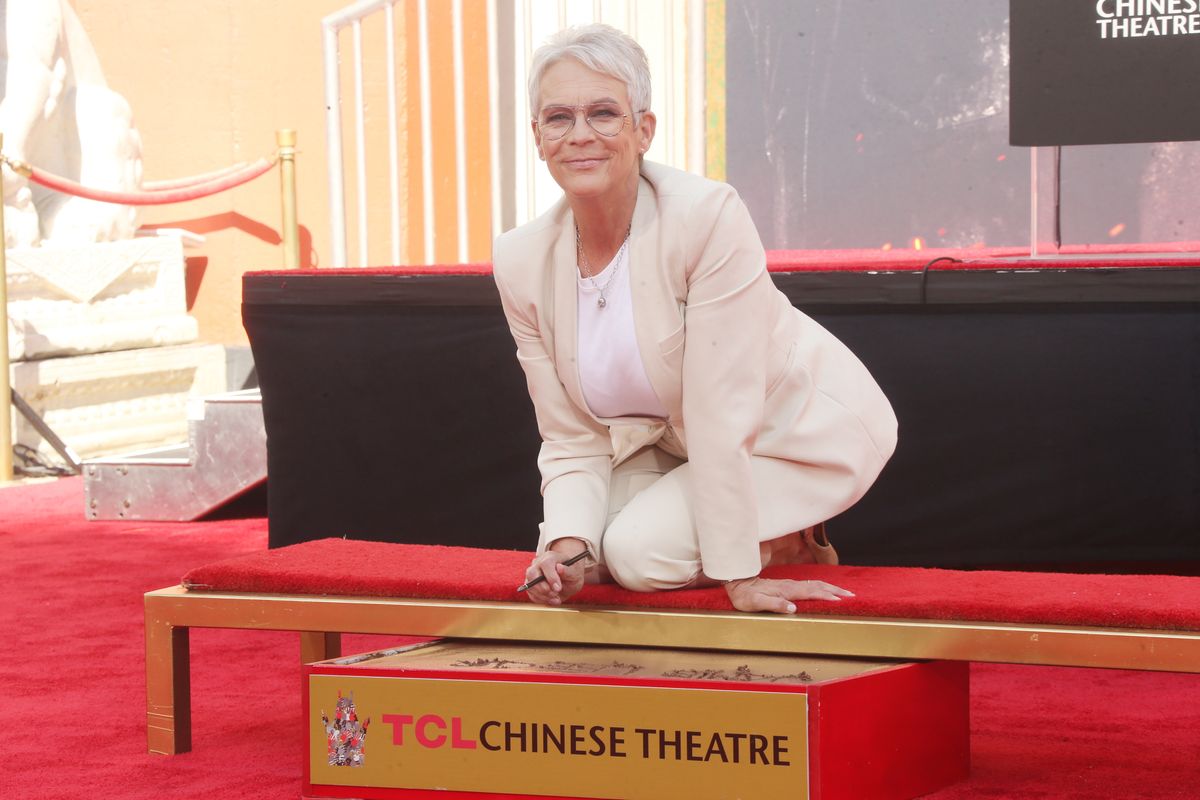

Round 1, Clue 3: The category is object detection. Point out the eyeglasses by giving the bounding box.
[535,103,639,141]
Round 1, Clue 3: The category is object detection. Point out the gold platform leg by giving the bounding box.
[300,631,342,664]
[145,605,191,755]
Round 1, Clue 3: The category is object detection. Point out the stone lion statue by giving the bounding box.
[1,0,142,247]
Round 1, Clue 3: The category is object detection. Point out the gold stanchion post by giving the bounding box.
[277,129,299,269]
[0,132,13,481]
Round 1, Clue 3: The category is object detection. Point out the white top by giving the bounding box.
[577,244,669,420]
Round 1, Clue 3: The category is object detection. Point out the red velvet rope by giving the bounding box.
[5,156,276,205]
[141,161,254,191]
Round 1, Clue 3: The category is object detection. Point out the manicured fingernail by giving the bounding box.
[845,591,856,597]
[786,603,797,613]
[553,583,561,592]
[829,596,841,601]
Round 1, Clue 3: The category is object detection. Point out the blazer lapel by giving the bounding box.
[629,171,683,423]
[550,205,592,417]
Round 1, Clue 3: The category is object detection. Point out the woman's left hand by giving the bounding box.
[724,576,854,614]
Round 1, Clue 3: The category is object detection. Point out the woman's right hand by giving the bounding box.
[523,539,589,606]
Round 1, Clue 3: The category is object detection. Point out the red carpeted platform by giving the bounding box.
[182,537,1200,632]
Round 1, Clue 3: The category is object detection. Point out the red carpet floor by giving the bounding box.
[2,476,1199,799]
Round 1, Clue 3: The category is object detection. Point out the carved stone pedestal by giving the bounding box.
[5,236,228,463]
[5,236,197,360]
[9,342,227,461]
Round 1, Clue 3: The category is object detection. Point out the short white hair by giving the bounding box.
[527,23,651,119]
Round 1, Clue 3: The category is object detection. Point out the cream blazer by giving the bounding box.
[493,161,897,581]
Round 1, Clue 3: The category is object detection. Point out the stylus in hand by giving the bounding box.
[517,550,590,593]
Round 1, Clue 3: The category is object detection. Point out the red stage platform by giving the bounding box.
[242,252,1200,569]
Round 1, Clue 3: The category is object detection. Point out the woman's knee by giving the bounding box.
[601,521,700,592]
[601,462,701,591]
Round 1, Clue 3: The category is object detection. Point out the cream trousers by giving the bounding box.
[596,445,831,591]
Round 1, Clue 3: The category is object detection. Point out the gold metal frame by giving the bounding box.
[145,584,1200,755]
[704,0,726,181]
[1,132,12,481]
[276,129,299,269]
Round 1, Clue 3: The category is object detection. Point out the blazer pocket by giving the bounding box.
[657,321,686,357]
[766,341,797,397]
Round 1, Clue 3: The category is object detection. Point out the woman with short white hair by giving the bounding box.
[494,23,897,613]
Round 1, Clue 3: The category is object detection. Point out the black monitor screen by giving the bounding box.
[1010,0,1200,146]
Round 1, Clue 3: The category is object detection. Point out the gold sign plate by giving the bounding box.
[308,641,907,799]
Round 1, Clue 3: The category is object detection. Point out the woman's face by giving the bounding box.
[534,58,655,204]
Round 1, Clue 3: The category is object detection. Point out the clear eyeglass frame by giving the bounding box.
[534,103,642,141]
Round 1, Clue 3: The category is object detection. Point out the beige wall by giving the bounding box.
[72,0,349,345]
[67,2,703,343]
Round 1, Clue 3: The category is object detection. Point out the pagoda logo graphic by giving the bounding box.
[321,690,371,766]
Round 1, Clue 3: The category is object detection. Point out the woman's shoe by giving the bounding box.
[762,522,838,567]
[802,522,838,566]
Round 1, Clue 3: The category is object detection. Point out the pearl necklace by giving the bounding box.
[576,223,631,309]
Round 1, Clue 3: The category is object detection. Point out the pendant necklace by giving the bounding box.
[576,223,631,309]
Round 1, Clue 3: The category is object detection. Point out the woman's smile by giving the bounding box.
[563,156,609,169]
